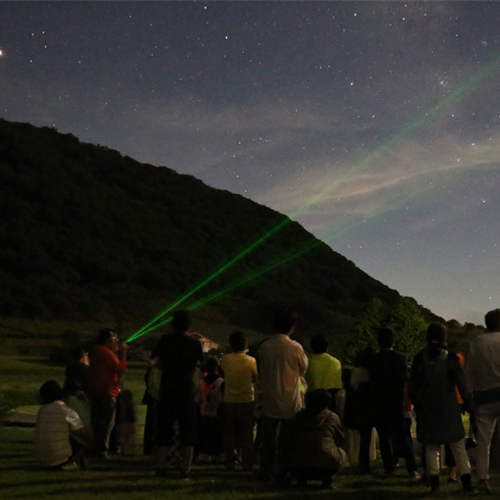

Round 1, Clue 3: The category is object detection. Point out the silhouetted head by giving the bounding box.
[485,309,500,331]
[229,331,247,352]
[273,308,298,335]
[172,310,191,334]
[69,347,86,362]
[377,328,394,349]
[40,380,63,404]
[97,328,117,349]
[203,356,220,375]
[305,389,332,413]
[310,333,328,354]
[426,323,448,346]
[63,377,82,396]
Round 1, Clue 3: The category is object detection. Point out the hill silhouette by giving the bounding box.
[0,118,406,345]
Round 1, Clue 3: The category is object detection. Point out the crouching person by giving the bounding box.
[282,389,348,488]
[34,380,92,471]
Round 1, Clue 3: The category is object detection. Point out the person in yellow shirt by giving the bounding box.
[305,334,342,413]
[220,331,258,471]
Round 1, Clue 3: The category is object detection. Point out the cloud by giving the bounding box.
[254,131,500,227]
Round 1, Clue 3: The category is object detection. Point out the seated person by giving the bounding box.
[64,378,91,430]
[34,380,91,470]
[282,389,348,487]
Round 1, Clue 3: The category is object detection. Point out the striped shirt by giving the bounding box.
[34,400,84,467]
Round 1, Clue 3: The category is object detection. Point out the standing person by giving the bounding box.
[370,328,419,479]
[198,356,224,463]
[409,324,474,494]
[343,347,375,474]
[465,308,500,494]
[304,334,342,413]
[142,358,161,456]
[152,310,203,479]
[65,347,90,394]
[220,331,259,471]
[87,328,127,459]
[258,308,308,482]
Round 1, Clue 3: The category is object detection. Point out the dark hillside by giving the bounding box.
[0,118,401,344]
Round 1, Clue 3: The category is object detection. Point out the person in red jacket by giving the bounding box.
[87,328,127,458]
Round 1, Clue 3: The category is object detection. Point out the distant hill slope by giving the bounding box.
[0,118,402,343]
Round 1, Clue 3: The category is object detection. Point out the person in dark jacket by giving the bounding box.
[408,323,474,493]
[282,389,348,488]
[370,328,419,478]
[343,346,375,474]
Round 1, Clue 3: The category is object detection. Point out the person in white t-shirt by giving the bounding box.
[258,309,308,482]
[34,380,91,470]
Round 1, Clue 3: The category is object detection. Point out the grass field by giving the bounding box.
[1,355,498,499]
[2,423,489,500]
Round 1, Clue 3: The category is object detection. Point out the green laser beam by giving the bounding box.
[131,217,290,337]
[128,55,500,342]
[127,237,322,340]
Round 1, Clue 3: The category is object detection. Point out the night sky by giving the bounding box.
[1,1,499,324]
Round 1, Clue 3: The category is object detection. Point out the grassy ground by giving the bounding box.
[2,424,490,500]
[1,355,498,499]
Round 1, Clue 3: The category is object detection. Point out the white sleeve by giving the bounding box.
[66,408,85,432]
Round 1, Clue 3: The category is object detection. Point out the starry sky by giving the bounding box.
[1,1,499,324]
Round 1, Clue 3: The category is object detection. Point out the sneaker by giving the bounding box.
[61,461,79,472]
[410,471,422,481]
[474,480,491,495]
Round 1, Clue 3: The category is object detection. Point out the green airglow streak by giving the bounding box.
[127,55,500,343]
[289,55,500,216]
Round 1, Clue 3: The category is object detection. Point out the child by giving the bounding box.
[220,331,258,471]
[35,380,92,470]
[118,389,137,454]
[198,356,224,463]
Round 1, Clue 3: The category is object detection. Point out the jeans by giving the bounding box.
[223,402,255,469]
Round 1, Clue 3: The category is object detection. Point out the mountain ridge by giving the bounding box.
[0,117,422,349]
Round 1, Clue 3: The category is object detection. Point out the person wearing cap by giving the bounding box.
[408,323,473,494]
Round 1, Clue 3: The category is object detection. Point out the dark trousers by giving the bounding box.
[259,416,285,476]
[223,402,255,469]
[91,396,116,454]
[375,413,416,474]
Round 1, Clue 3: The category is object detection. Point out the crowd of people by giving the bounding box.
[33,307,500,494]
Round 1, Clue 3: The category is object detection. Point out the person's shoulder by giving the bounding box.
[259,335,277,350]
[325,409,341,423]
[289,337,305,350]
[325,353,341,364]
[245,353,257,366]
